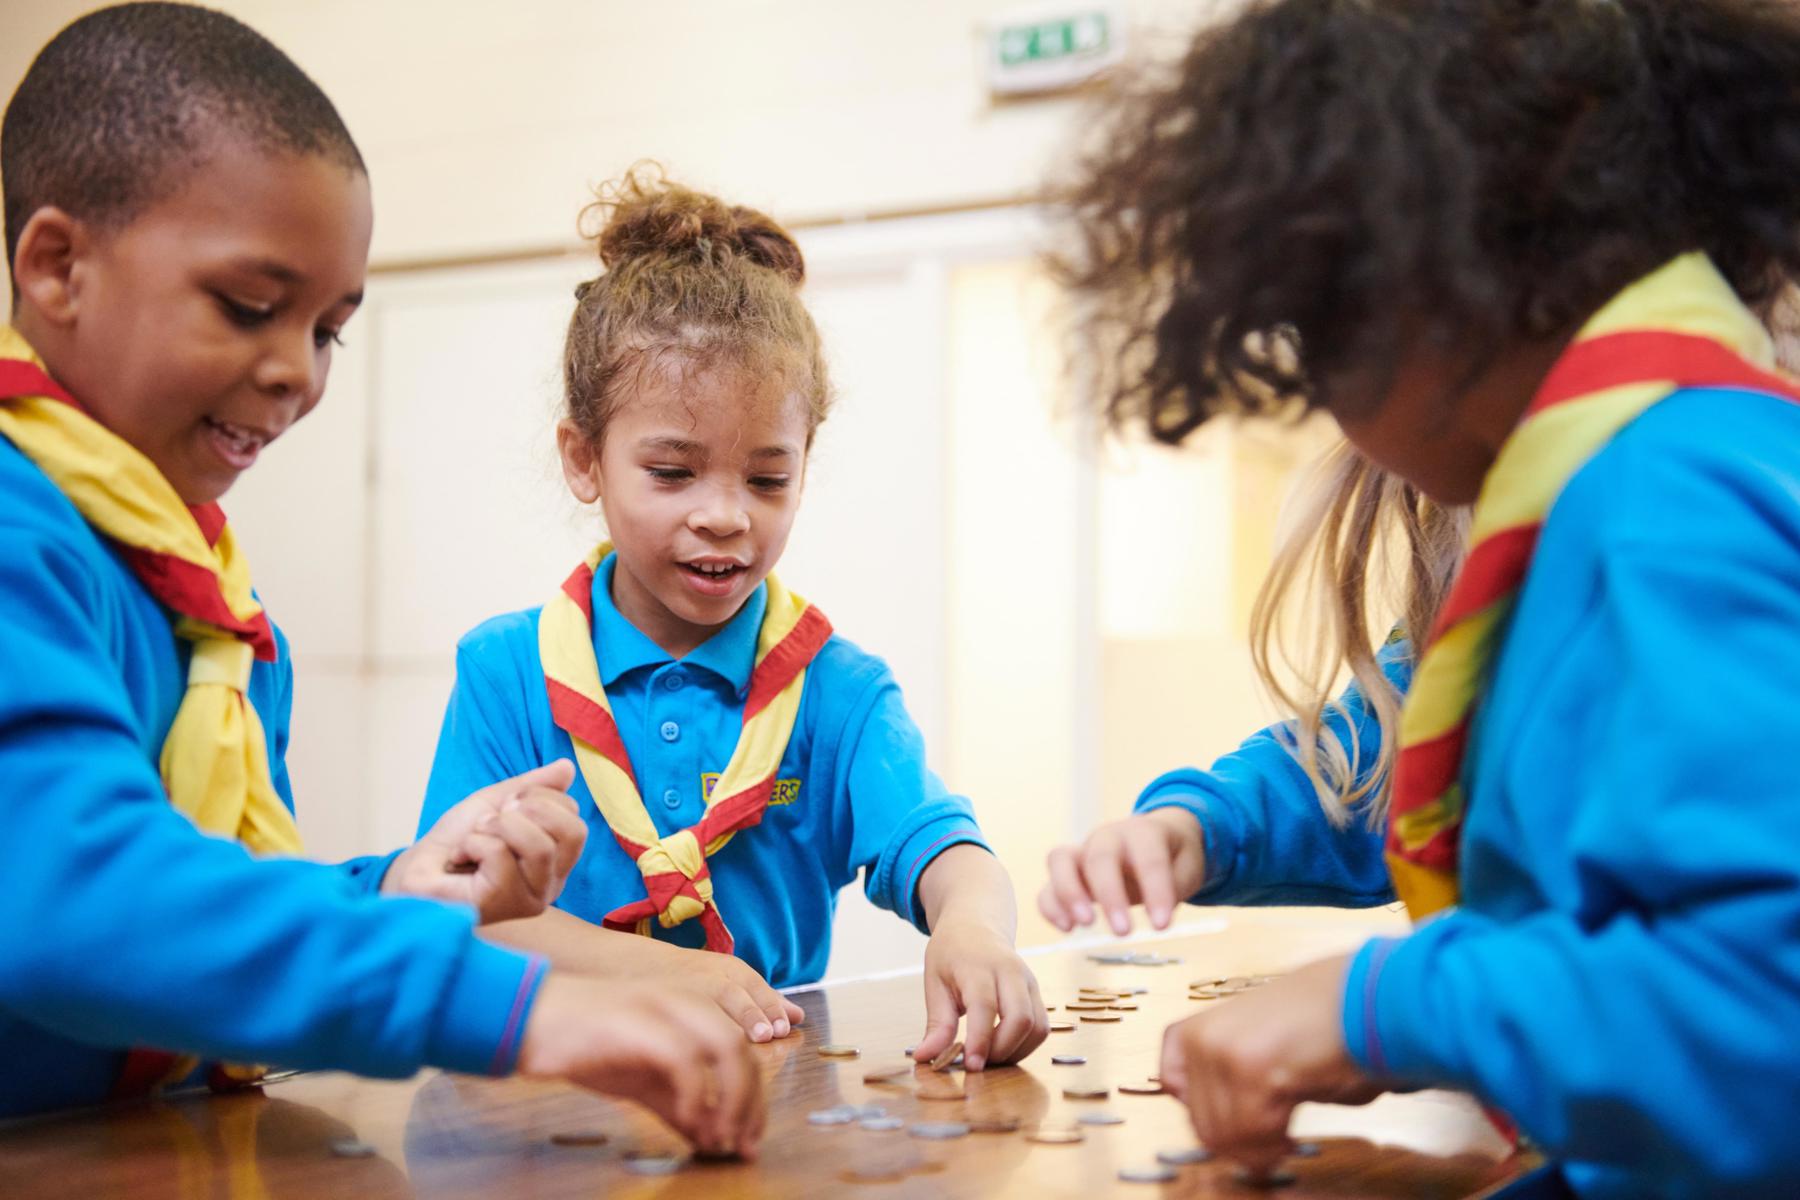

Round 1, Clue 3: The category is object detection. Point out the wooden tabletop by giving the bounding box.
[0,908,1537,1199]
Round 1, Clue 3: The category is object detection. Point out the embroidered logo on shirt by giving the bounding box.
[701,772,801,806]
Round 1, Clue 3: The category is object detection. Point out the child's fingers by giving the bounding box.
[781,997,806,1030]
[708,979,779,1043]
[486,809,557,899]
[959,974,1000,1071]
[1043,846,1095,929]
[1036,880,1074,932]
[455,830,526,921]
[1122,821,1178,929]
[1079,834,1136,935]
[508,790,588,875]
[986,970,1043,1065]
[913,973,961,1062]
[719,957,796,1039]
[1160,1016,1193,1102]
[499,757,576,795]
[682,998,758,1157]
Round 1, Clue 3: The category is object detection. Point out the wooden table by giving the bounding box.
[0,908,1538,1198]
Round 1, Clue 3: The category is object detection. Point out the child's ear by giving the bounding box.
[556,418,604,504]
[11,208,85,327]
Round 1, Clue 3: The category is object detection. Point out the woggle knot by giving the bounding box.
[187,637,255,693]
[634,830,714,928]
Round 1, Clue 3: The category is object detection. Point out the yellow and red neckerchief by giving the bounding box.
[539,542,831,953]
[1387,254,1800,918]
[0,327,301,1095]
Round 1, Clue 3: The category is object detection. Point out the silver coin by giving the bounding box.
[1234,1167,1299,1189]
[1050,1054,1088,1066]
[856,1104,889,1119]
[328,1138,377,1158]
[623,1155,683,1176]
[1156,1146,1214,1166]
[1077,1111,1125,1126]
[1120,1165,1178,1183]
[1293,1141,1322,1158]
[859,1116,906,1132]
[807,1107,858,1126]
[1088,953,1134,965]
[1123,986,1149,995]
[908,1121,971,1140]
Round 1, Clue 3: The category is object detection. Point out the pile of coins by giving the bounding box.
[1188,974,1279,1001]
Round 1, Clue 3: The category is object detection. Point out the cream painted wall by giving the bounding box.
[1,0,1224,274]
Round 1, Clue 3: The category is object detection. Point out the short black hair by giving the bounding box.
[1059,0,1800,443]
[3,2,365,269]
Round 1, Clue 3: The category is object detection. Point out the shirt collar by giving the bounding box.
[591,553,766,695]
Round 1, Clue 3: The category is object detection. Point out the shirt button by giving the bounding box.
[662,788,681,810]
[662,671,685,691]
[659,720,680,742]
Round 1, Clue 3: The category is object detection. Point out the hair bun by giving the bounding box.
[585,163,805,286]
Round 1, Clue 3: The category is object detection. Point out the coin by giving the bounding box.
[1293,1142,1322,1158]
[1049,1021,1076,1033]
[549,1129,609,1146]
[809,1107,859,1126]
[862,1062,914,1084]
[928,1040,964,1071]
[819,1044,861,1058]
[1026,1127,1085,1144]
[328,1138,377,1158]
[1156,1146,1214,1166]
[1077,1111,1125,1126]
[1122,986,1149,995]
[624,1155,684,1176]
[859,1116,906,1132]
[968,1117,1021,1134]
[1234,1167,1299,1189]
[909,1121,971,1140]
[1189,990,1222,1000]
[1107,1003,1139,1011]
[1050,1054,1088,1066]
[1118,1081,1165,1095]
[1063,1003,1106,1012]
[1080,1013,1122,1023]
[1062,1085,1109,1100]
[1119,1165,1178,1183]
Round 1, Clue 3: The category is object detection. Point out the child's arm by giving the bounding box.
[483,907,805,1043]
[1040,652,1407,934]
[0,528,761,1149]
[912,843,1049,1071]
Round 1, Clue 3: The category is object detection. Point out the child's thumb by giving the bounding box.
[507,758,577,794]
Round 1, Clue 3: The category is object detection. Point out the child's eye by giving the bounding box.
[749,475,791,492]
[647,466,693,483]
[314,326,346,350]
[215,293,274,328]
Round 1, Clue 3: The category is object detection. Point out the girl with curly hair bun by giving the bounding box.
[1045,1,1800,1195]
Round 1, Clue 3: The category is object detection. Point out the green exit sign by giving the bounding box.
[988,5,1124,96]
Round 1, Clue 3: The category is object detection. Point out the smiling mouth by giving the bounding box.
[204,416,272,454]
[681,561,746,581]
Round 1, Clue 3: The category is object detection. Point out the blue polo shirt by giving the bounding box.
[421,554,990,988]
[0,430,543,1119]
[1141,387,1800,1198]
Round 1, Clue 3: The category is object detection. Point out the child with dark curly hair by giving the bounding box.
[1056,0,1800,1195]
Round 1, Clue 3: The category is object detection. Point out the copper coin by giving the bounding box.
[928,1040,964,1071]
[1107,1003,1139,1011]
[1079,1013,1122,1023]
[1026,1127,1085,1145]
[1063,1003,1106,1012]
[819,1044,861,1058]
[1049,1021,1076,1033]
[968,1117,1021,1134]
[1118,1081,1165,1095]
[1062,1086,1109,1100]
[549,1129,609,1146]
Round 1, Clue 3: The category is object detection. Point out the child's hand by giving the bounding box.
[914,918,1049,1071]
[1160,954,1382,1175]
[1040,807,1205,934]
[518,974,765,1159]
[385,760,587,923]
[636,941,807,1044]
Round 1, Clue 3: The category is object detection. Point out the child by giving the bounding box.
[0,3,761,1156]
[1049,0,1800,1195]
[421,170,1048,1071]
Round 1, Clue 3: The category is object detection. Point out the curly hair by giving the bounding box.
[562,165,831,449]
[1059,0,1800,441]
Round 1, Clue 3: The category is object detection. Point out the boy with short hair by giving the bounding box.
[0,3,761,1157]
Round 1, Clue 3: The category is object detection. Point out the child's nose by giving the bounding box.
[689,489,751,536]
[253,329,319,400]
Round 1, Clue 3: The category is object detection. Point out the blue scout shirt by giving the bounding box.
[0,433,544,1118]
[421,553,990,988]
[1143,387,1800,1198]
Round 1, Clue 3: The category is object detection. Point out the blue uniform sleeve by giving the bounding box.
[0,526,546,1084]
[1342,482,1800,1191]
[835,665,989,932]
[419,622,540,838]
[1133,648,1406,907]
